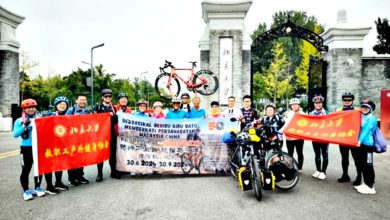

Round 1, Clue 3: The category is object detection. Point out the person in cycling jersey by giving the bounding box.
[166,97,187,119]
[207,101,225,118]
[114,93,132,113]
[280,98,304,173]
[13,99,46,201]
[45,96,72,193]
[134,99,150,117]
[310,95,329,180]
[151,101,165,118]
[186,97,206,118]
[180,93,191,113]
[94,89,121,182]
[66,93,91,186]
[240,95,259,130]
[337,92,361,185]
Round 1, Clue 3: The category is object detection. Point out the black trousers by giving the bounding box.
[358,144,375,188]
[286,139,304,170]
[339,145,362,179]
[312,142,329,173]
[20,147,42,191]
[97,132,117,176]
[68,168,84,182]
[45,171,64,187]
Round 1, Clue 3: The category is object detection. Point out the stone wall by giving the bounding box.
[325,48,364,112]
[361,58,390,117]
[0,50,19,117]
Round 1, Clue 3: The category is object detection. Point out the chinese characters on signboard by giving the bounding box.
[219,37,233,105]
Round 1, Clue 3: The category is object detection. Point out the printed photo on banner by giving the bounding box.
[117,113,240,175]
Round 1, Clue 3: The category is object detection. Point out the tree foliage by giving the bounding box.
[373,17,390,54]
[252,10,325,105]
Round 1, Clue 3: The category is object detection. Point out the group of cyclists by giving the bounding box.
[13,88,379,201]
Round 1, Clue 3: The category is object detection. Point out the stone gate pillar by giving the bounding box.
[0,6,24,117]
[199,0,252,107]
[321,10,370,111]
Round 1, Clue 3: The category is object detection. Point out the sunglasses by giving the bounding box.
[343,99,352,102]
[104,95,112,98]
[181,97,189,99]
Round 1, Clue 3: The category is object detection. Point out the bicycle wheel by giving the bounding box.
[252,158,263,201]
[192,70,219,96]
[267,152,299,191]
[180,153,193,174]
[155,73,181,100]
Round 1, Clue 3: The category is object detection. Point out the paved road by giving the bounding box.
[1,132,389,219]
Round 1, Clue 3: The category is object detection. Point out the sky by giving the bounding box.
[1,0,389,82]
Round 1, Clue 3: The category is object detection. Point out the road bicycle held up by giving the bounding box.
[155,60,219,100]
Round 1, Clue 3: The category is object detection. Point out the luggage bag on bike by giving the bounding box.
[238,167,252,191]
[261,170,275,190]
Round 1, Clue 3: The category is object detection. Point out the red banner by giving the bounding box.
[381,90,390,138]
[32,113,111,175]
[284,111,361,146]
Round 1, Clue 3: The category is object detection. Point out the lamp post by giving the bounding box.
[90,43,104,107]
[138,71,148,99]
[148,92,156,106]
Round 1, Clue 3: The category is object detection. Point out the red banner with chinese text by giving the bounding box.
[32,113,111,175]
[284,111,361,146]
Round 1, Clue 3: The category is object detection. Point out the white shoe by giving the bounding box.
[318,172,326,180]
[312,171,320,178]
[357,185,376,194]
[354,183,367,190]
[23,190,33,201]
[33,187,46,197]
[130,172,136,177]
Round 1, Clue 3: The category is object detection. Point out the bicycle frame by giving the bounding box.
[161,65,207,89]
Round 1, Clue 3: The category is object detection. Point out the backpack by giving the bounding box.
[373,127,387,153]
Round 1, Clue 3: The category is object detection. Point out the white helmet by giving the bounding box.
[171,96,181,103]
[153,101,163,108]
[289,98,300,105]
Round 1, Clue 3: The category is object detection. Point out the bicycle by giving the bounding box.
[155,60,219,100]
[180,144,205,174]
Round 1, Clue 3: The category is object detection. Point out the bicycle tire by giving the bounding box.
[155,72,181,100]
[180,153,193,174]
[252,158,263,201]
[267,152,299,191]
[192,70,219,96]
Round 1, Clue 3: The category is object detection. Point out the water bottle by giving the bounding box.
[241,151,250,165]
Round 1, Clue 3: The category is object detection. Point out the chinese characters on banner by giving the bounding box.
[117,113,240,175]
[284,111,361,146]
[219,37,233,105]
[32,113,111,176]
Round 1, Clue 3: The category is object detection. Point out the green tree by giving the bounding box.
[373,17,390,54]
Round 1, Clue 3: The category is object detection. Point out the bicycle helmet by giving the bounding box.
[180,93,190,99]
[101,89,112,96]
[289,98,300,105]
[236,132,250,144]
[312,95,325,103]
[153,101,163,108]
[117,93,128,100]
[342,92,354,101]
[171,96,181,103]
[265,103,276,109]
[54,96,69,107]
[137,99,148,106]
[360,99,376,111]
[21,99,38,109]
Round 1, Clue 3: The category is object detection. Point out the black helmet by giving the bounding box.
[117,92,128,100]
[101,89,112,96]
[180,93,190,99]
[312,95,325,103]
[265,103,276,109]
[342,92,354,101]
